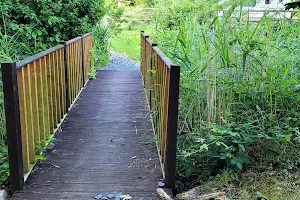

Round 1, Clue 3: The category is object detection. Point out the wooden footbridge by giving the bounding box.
[1,32,180,199]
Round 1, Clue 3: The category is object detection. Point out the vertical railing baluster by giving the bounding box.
[1,62,24,192]
[0,34,93,193]
[141,33,181,188]
[81,36,85,87]
[150,43,157,110]
[62,42,70,112]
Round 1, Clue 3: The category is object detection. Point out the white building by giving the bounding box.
[218,0,294,22]
[247,0,293,21]
[254,0,290,9]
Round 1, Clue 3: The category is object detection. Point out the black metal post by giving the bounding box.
[1,62,24,192]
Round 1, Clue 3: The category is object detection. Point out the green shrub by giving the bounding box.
[93,24,109,68]
[0,0,107,188]
[154,1,300,179]
[0,29,32,188]
[0,0,105,53]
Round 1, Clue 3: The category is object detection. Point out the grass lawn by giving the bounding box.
[110,30,141,60]
[109,6,154,61]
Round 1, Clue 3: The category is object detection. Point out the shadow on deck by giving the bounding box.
[12,70,163,200]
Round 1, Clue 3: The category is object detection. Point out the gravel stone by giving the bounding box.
[107,194,115,199]
[158,181,165,188]
[0,190,7,200]
[115,192,123,198]
[94,194,103,199]
[100,51,140,71]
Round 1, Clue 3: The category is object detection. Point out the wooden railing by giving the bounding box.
[1,33,93,191]
[141,31,180,187]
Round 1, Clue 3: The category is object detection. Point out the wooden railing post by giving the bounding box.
[62,42,70,112]
[150,43,157,110]
[164,64,180,188]
[80,36,85,87]
[140,31,145,74]
[1,62,24,192]
[141,31,149,86]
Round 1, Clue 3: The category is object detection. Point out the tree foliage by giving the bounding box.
[0,0,105,53]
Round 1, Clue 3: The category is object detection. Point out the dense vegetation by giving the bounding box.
[0,0,108,188]
[0,0,106,54]
[109,0,300,198]
[151,0,300,198]
[1,0,300,198]
[0,31,32,188]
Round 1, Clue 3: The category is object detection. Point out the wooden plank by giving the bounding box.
[45,55,54,133]
[16,45,64,69]
[67,45,71,106]
[25,64,36,164]
[60,48,66,116]
[1,62,24,191]
[85,38,88,82]
[72,42,76,102]
[51,52,58,127]
[78,40,84,92]
[71,43,76,99]
[83,36,92,82]
[11,71,163,199]
[75,41,80,96]
[16,68,30,172]
[84,37,88,81]
[84,37,90,82]
[81,37,85,87]
[36,59,46,142]
[41,57,51,139]
[63,43,70,112]
[160,64,167,166]
[70,43,74,103]
[65,36,82,45]
[32,62,41,146]
[88,36,92,76]
[55,50,62,120]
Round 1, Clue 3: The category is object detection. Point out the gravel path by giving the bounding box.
[100,51,140,71]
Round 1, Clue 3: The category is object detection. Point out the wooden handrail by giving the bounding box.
[1,33,93,192]
[141,31,180,187]
[16,45,64,68]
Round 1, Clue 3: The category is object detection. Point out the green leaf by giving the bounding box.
[36,155,46,161]
[216,141,228,148]
[236,162,243,170]
[195,138,205,143]
[225,145,237,152]
[283,134,292,142]
[37,30,43,36]
[238,144,245,152]
[200,144,209,151]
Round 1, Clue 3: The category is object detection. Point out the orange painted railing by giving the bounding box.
[141,31,180,187]
[1,33,93,191]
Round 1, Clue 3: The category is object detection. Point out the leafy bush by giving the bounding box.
[93,24,109,68]
[154,0,300,180]
[0,0,105,53]
[0,0,107,188]
[0,29,32,188]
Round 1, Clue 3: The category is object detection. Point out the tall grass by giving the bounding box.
[154,1,300,179]
[0,24,31,187]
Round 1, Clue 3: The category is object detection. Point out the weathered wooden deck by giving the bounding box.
[12,70,163,200]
